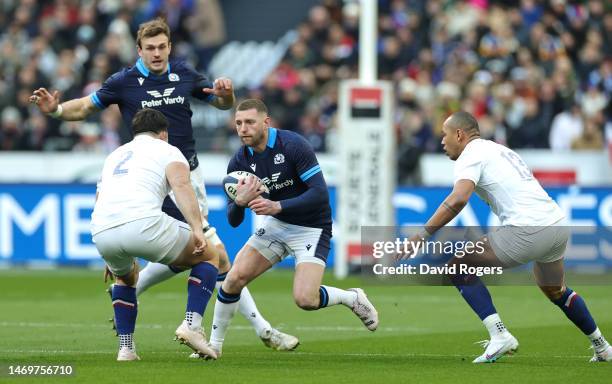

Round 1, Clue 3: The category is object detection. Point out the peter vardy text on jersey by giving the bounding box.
[141,95,185,108]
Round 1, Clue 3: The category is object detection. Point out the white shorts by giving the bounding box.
[247,216,331,267]
[488,223,569,266]
[93,214,191,276]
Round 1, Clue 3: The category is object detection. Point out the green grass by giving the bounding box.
[1,269,611,383]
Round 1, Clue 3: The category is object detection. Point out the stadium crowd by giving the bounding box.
[1,0,610,164]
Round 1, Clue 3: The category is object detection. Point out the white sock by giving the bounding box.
[482,313,508,339]
[237,287,272,337]
[136,263,181,296]
[321,285,357,307]
[215,280,272,337]
[210,300,239,349]
[588,328,609,352]
[185,312,203,330]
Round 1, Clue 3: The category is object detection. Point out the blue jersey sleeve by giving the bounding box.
[226,154,246,227]
[290,134,322,182]
[278,133,328,214]
[184,64,215,103]
[90,71,123,109]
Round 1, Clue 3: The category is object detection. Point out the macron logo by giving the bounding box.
[146,87,175,98]
[137,77,144,86]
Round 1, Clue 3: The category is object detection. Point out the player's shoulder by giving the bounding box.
[277,129,312,150]
[169,59,200,77]
[102,67,131,85]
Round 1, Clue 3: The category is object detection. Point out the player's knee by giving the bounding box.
[293,292,319,311]
[224,269,248,293]
[216,244,231,273]
[540,285,565,301]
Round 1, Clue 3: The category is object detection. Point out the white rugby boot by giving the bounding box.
[260,328,300,351]
[348,288,379,331]
[473,333,519,363]
[175,321,218,360]
[117,347,140,361]
[590,344,612,362]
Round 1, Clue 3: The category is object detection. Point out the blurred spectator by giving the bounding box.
[0,0,609,159]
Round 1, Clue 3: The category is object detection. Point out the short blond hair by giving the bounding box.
[136,18,171,48]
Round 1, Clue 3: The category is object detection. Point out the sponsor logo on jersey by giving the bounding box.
[274,153,285,165]
[137,77,144,86]
[261,172,294,191]
[141,87,185,108]
[168,73,180,82]
[250,163,256,172]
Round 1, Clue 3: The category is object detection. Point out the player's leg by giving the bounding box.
[209,243,275,357]
[93,228,140,361]
[112,264,140,361]
[169,223,221,359]
[291,226,378,331]
[446,233,518,363]
[190,166,278,338]
[534,258,612,362]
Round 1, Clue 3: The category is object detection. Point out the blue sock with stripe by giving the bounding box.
[185,262,218,328]
[450,274,497,320]
[112,285,137,349]
[552,287,597,335]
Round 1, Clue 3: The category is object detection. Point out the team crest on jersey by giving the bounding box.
[274,153,285,165]
[168,73,180,82]
[137,77,144,86]
[255,228,265,237]
[250,163,256,172]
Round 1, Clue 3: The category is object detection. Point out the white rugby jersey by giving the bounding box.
[91,134,188,234]
[453,139,564,226]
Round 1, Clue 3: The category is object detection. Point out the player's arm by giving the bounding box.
[166,161,204,232]
[422,179,475,236]
[29,88,97,121]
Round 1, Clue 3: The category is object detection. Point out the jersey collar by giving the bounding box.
[135,58,171,78]
[248,127,277,155]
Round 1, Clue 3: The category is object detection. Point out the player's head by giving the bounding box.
[441,111,480,160]
[132,108,169,141]
[235,99,271,152]
[136,18,171,75]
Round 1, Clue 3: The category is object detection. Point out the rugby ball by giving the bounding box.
[222,171,269,201]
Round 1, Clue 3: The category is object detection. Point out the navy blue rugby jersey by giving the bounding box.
[91,58,214,169]
[228,128,332,231]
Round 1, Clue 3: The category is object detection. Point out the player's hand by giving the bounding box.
[248,198,282,216]
[103,265,114,283]
[394,234,421,262]
[29,88,60,114]
[202,77,234,98]
[235,176,264,207]
[192,229,207,256]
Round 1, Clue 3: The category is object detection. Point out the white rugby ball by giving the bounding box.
[222,171,270,201]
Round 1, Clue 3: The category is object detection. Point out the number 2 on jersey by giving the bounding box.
[113,151,133,175]
[501,150,532,180]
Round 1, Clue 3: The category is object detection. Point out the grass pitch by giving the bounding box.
[1,268,611,383]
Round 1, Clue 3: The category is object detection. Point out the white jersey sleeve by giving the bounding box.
[453,139,564,227]
[453,148,482,186]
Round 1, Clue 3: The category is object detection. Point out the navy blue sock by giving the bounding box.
[450,274,497,320]
[318,286,329,309]
[552,287,597,335]
[186,262,218,316]
[217,287,241,304]
[111,285,137,335]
